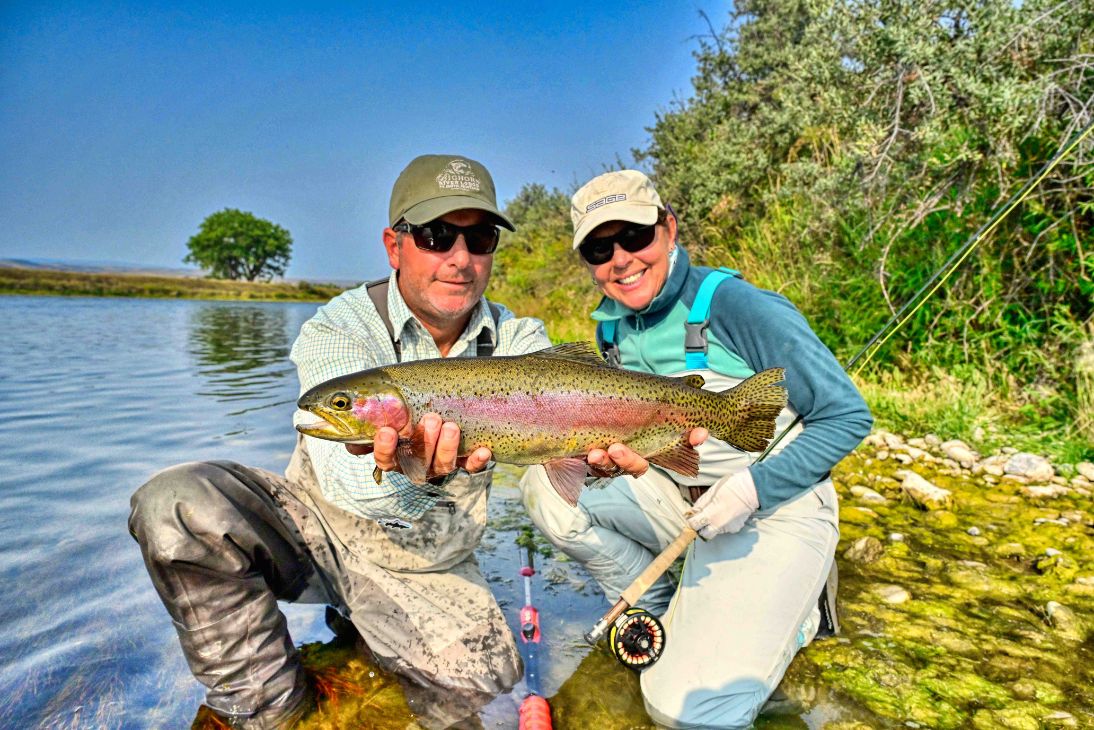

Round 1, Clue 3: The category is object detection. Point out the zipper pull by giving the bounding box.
[436,500,457,515]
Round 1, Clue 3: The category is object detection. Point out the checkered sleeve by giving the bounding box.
[290,294,441,520]
[491,304,552,356]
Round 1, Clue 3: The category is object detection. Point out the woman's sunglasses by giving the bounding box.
[393,220,500,255]
[578,222,659,265]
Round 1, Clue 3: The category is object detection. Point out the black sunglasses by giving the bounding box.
[578,222,659,265]
[393,220,500,255]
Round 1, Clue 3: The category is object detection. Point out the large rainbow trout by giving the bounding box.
[296,342,787,506]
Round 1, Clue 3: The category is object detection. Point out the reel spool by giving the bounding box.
[608,608,666,669]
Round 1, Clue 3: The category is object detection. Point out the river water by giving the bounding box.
[0,295,610,729]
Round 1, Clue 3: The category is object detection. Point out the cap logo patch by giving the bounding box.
[436,159,482,191]
[586,193,626,213]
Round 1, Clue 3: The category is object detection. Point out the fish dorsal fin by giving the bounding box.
[678,374,706,389]
[531,341,606,366]
[647,440,700,477]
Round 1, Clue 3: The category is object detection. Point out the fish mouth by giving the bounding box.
[295,412,374,445]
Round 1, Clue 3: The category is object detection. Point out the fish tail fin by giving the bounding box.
[708,368,787,452]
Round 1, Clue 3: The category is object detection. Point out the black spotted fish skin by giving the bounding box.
[298,343,788,463]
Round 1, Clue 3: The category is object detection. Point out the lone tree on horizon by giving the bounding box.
[184,208,292,281]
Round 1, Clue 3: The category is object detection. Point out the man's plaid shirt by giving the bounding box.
[290,272,551,521]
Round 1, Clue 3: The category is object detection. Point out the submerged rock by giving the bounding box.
[1005,453,1055,482]
[926,510,959,529]
[994,542,1027,559]
[844,536,884,564]
[1044,601,1086,642]
[1042,710,1079,727]
[1021,484,1070,500]
[1010,678,1065,704]
[972,707,1041,730]
[850,485,888,504]
[1035,553,1078,581]
[871,584,911,604]
[895,470,955,510]
[841,506,880,524]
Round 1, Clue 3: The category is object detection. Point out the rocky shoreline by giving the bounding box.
[778,431,1093,729]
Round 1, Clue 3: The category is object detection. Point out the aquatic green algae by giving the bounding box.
[781,443,1094,728]
[192,641,418,730]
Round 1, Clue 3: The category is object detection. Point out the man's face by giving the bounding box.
[383,209,495,339]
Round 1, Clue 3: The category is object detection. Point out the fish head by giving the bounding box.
[295,371,410,444]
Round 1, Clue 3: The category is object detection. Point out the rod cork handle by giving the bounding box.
[583,526,698,645]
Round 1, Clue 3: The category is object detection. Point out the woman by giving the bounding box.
[520,170,872,728]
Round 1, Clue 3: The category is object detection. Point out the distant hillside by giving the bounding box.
[0,257,203,278]
[0,262,350,302]
[0,258,360,288]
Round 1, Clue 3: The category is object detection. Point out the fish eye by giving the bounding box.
[329,393,352,410]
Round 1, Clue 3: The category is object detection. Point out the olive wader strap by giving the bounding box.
[365,278,500,360]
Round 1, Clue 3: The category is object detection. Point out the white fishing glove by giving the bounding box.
[686,469,759,540]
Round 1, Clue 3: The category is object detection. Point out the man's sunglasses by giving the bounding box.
[578,222,659,265]
[393,220,500,255]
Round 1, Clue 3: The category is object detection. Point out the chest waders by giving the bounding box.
[594,268,745,669]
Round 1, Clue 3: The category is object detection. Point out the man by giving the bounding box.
[130,154,572,729]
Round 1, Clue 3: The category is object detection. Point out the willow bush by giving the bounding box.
[641,0,1093,393]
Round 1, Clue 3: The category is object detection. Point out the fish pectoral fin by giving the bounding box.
[543,458,589,507]
[396,437,431,484]
[678,374,706,389]
[647,441,701,477]
[531,342,606,366]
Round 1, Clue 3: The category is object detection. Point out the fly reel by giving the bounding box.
[608,608,665,669]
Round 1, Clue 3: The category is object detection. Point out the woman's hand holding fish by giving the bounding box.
[587,427,709,479]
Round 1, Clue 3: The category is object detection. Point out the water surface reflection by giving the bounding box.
[188,304,295,411]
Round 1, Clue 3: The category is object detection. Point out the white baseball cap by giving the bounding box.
[570,170,664,249]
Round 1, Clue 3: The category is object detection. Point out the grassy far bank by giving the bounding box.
[0,265,348,302]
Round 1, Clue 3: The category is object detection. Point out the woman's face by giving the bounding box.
[583,214,676,311]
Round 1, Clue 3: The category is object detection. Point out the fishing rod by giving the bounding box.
[585,117,1094,668]
[517,542,553,730]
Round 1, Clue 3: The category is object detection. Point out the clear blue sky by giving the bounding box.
[1,2,724,282]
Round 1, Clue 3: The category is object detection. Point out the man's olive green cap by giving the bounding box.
[388,154,515,230]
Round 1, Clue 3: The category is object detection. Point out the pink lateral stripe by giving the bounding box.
[431,393,677,431]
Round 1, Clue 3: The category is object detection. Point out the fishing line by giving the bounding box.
[757,117,1094,462]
